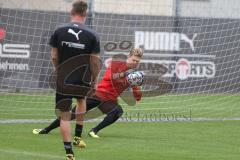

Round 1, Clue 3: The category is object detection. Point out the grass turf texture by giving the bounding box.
[0,94,240,119]
[0,94,240,159]
[0,122,240,160]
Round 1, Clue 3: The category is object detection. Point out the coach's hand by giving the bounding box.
[87,81,97,97]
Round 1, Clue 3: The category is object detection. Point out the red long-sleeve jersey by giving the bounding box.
[95,61,142,102]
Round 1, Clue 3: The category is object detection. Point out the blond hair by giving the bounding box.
[71,0,88,16]
[129,48,143,58]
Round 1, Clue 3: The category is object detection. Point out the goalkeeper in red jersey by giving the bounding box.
[33,48,143,139]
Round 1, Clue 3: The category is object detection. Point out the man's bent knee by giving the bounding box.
[114,106,123,118]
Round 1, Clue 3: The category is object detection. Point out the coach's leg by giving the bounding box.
[71,96,101,122]
[37,96,100,135]
[73,98,87,148]
[92,104,123,134]
[60,111,74,156]
[56,93,74,156]
[59,106,74,156]
[75,98,86,137]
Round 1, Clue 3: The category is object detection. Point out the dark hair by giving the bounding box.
[71,0,88,16]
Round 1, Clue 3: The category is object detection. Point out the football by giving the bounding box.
[126,71,144,86]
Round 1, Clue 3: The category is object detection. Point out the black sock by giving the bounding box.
[44,118,60,133]
[70,106,76,120]
[75,124,83,137]
[93,107,123,133]
[63,142,74,155]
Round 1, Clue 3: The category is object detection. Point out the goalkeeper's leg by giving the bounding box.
[89,103,123,138]
[33,107,77,134]
[33,96,102,135]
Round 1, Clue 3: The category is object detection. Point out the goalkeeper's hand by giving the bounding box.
[112,69,135,80]
[123,69,136,77]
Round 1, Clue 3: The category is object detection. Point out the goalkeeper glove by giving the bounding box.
[123,69,136,77]
[112,69,135,79]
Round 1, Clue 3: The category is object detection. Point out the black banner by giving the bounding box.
[0,9,240,93]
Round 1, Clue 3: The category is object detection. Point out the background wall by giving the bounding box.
[0,0,240,93]
[2,0,240,18]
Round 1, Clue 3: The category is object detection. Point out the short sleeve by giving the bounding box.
[91,34,100,53]
[49,30,58,48]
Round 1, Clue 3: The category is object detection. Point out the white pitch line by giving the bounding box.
[0,149,64,160]
[1,118,240,124]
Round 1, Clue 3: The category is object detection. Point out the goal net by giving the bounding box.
[0,0,240,122]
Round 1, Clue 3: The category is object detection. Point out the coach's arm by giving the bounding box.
[90,54,101,88]
[51,47,58,70]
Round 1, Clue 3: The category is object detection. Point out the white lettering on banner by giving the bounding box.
[0,44,30,58]
[135,31,197,51]
[0,61,30,71]
[139,59,215,80]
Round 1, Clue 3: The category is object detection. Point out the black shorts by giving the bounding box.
[86,96,102,110]
[69,96,122,120]
[86,96,121,114]
[55,67,91,109]
[55,92,85,112]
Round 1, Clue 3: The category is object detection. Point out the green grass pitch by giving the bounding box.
[0,94,240,160]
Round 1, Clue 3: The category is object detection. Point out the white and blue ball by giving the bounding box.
[126,71,144,86]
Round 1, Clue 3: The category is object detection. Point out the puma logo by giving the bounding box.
[68,28,82,40]
[135,31,198,51]
[180,33,198,51]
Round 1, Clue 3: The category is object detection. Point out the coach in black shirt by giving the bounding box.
[49,1,100,160]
